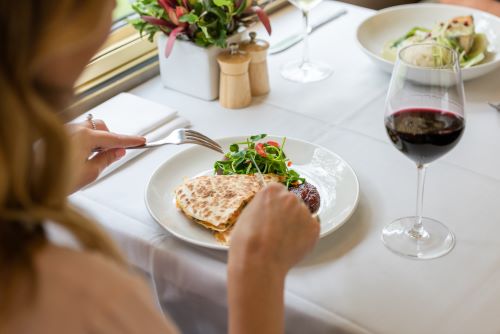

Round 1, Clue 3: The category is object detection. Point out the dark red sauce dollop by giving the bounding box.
[289,183,320,213]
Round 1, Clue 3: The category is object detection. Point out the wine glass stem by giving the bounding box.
[301,9,311,67]
[409,164,428,239]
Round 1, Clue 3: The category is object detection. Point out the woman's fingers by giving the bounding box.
[88,129,145,150]
[84,148,126,183]
[67,120,144,151]
[66,121,143,190]
[90,119,109,132]
[76,118,109,131]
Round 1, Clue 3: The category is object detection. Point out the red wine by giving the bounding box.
[385,108,464,165]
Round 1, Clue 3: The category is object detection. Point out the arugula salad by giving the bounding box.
[382,15,489,68]
[214,134,304,187]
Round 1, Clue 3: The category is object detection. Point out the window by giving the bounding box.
[69,1,159,117]
[113,0,134,22]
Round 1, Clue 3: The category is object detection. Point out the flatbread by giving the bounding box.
[214,227,232,246]
[175,174,284,233]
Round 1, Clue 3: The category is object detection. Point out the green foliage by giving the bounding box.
[179,13,198,24]
[130,0,164,42]
[214,135,306,187]
[130,0,253,48]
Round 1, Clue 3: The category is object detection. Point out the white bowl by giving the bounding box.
[356,3,500,81]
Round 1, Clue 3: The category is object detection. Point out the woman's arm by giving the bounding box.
[228,261,286,334]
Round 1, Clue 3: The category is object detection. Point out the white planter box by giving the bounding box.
[157,33,243,100]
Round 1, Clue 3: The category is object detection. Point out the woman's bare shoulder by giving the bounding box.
[7,244,179,334]
[36,243,144,294]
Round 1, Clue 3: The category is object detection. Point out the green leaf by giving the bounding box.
[194,31,210,46]
[214,29,227,48]
[179,12,199,24]
[193,2,204,13]
[250,134,267,141]
[206,7,229,23]
[234,0,248,15]
[200,26,214,42]
[232,150,246,159]
[213,0,233,7]
[229,143,239,152]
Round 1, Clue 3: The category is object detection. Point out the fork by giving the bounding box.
[127,128,224,154]
[488,102,500,112]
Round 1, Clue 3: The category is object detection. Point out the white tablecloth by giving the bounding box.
[70,2,500,333]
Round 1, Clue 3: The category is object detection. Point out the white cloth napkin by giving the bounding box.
[71,93,190,180]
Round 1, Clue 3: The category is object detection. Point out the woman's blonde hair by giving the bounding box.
[0,0,125,317]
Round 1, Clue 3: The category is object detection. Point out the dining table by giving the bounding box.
[69,1,500,333]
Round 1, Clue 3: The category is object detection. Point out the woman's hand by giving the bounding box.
[66,119,145,192]
[229,182,320,275]
[227,183,319,334]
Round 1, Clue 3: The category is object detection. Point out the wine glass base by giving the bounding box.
[280,60,332,83]
[381,216,455,260]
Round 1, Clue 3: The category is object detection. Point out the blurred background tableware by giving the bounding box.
[280,0,333,83]
[268,8,347,55]
[240,32,271,96]
[382,43,465,260]
[356,3,500,81]
[488,102,500,112]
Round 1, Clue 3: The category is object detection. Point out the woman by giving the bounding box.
[0,1,319,333]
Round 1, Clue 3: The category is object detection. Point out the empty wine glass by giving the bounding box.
[382,43,466,260]
[280,0,332,83]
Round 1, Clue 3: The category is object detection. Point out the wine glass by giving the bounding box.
[382,43,465,260]
[280,0,332,83]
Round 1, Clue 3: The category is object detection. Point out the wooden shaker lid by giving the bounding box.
[217,43,251,76]
[239,32,269,63]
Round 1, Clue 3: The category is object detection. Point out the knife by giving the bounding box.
[268,9,348,55]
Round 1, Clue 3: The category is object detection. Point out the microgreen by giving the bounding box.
[214,134,305,187]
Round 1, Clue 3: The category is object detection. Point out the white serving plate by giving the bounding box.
[145,136,360,250]
[356,3,500,81]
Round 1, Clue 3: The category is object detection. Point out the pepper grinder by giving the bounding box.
[217,43,252,109]
[239,32,270,96]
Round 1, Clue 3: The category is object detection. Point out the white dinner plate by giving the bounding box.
[145,136,360,250]
[356,4,500,81]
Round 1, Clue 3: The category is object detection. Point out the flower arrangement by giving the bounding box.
[131,0,272,57]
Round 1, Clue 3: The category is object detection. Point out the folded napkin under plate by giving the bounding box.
[71,93,190,181]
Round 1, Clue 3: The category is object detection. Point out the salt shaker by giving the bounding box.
[217,43,252,109]
[239,32,270,96]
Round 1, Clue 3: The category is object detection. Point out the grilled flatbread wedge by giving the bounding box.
[214,228,232,246]
[175,174,284,233]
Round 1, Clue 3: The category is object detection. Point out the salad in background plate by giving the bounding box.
[382,15,489,68]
